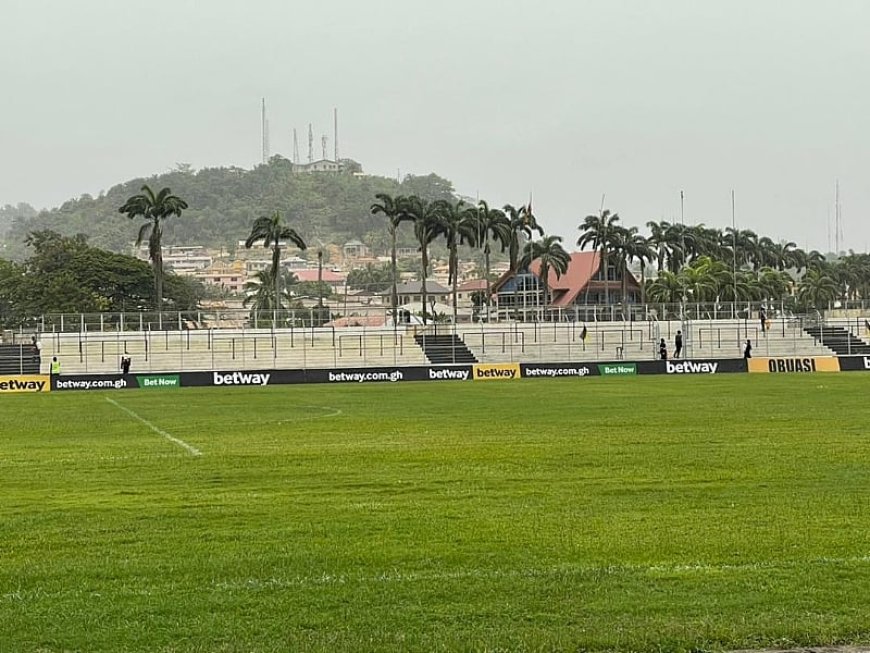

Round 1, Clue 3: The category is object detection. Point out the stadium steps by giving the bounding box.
[0,344,41,374]
[803,326,870,356]
[414,334,478,364]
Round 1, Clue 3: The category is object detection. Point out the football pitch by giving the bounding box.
[2,375,870,652]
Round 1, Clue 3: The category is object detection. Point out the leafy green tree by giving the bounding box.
[347,263,392,293]
[245,211,307,311]
[520,235,571,310]
[0,230,202,324]
[118,185,189,311]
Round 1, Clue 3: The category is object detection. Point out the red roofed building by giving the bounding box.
[292,269,347,295]
[492,251,640,317]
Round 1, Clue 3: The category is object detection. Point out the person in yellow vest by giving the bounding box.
[50,356,61,376]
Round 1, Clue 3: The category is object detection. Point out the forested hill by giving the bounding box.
[1,158,458,259]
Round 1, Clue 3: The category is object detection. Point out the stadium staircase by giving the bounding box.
[414,332,478,364]
[803,325,870,356]
[0,344,41,374]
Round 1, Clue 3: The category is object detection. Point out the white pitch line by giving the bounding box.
[106,397,202,457]
[212,555,870,591]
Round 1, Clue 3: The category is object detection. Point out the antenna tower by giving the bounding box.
[261,98,270,164]
[334,108,339,162]
[292,129,300,164]
[321,135,328,161]
[835,180,843,254]
[308,124,314,163]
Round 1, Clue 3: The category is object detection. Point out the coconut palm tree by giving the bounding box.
[118,184,189,311]
[797,267,839,310]
[370,193,410,325]
[438,199,478,323]
[403,195,446,324]
[519,235,571,311]
[473,200,511,311]
[244,211,307,311]
[504,203,544,273]
[646,220,672,273]
[578,209,620,305]
[646,270,684,304]
[621,231,657,305]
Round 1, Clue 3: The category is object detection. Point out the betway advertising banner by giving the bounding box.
[647,359,747,375]
[0,374,51,393]
[837,356,870,372]
[52,374,180,391]
[521,363,598,378]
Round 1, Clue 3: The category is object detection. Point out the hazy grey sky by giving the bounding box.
[1,0,868,251]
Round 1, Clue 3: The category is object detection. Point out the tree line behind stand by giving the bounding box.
[3,180,869,329]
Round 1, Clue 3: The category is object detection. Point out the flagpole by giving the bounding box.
[731,189,738,320]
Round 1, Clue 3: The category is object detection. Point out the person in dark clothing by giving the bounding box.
[759,308,767,332]
[744,339,752,359]
[674,330,683,358]
[121,356,131,374]
[659,338,668,360]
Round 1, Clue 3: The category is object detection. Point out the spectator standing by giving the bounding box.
[674,330,683,359]
[50,356,61,376]
[759,307,767,333]
[659,338,668,360]
[121,357,131,374]
[744,339,752,359]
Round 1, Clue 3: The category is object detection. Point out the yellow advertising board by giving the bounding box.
[0,375,51,393]
[747,357,840,374]
[472,363,521,381]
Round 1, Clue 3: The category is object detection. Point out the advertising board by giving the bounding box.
[0,374,51,393]
[747,357,840,374]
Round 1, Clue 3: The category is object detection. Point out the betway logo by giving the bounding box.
[0,378,46,392]
[475,368,517,379]
[666,360,719,374]
[864,357,870,370]
[429,368,469,381]
[213,371,271,386]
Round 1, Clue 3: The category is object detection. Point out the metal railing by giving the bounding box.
[4,314,852,375]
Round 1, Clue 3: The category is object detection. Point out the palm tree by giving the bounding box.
[646,270,684,304]
[798,267,839,310]
[244,211,307,311]
[578,209,620,305]
[504,203,544,273]
[473,200,511,312]
[519,235,571,311]
[403,196,446,324]
[621,230,657,305]
[438,199,478,323]
[646,220,672,273]
[118,185,189,311]
[243,269,299,311]
[370,193,410,325]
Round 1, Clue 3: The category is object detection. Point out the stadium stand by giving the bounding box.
[28,316,839,374]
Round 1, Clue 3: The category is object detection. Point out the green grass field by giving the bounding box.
[2,375,870,653]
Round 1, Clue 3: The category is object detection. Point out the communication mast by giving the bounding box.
[261,98,270,164]
[321,135,328,161]
[334,108,339,162]
[292,128,300,164]
[308,124,314,163]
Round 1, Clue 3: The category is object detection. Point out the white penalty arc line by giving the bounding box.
[276,405,343,424]
[105,397,202,457]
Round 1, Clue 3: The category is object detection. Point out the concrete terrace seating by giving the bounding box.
[36,317,835,375]
[40,327,428,374]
